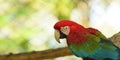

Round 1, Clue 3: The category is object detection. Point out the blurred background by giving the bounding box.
[0,0,120,60]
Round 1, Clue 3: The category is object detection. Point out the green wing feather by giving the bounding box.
[79,34,100,53]
[67,28,119,59]
[69,33,101,54]
[87,28,107,39]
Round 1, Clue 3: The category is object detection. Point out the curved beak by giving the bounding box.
[54,29,60,43]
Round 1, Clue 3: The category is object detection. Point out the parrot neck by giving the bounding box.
[67,25,89,44]
[66,32,88,45]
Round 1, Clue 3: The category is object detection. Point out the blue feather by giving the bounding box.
[68,34,120,60]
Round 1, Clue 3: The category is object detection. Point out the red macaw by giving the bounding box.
[54,20,120,60]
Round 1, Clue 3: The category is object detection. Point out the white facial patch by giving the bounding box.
[60,26,70,35]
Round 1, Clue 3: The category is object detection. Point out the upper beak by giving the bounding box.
[54,29,60,43]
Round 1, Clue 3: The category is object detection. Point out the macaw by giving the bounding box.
[54,20,120,60]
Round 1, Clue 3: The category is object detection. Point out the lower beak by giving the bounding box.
[54,30,60,43]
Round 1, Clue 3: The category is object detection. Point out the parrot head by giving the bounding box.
[54,20,87,43]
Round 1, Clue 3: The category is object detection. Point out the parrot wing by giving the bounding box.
[67,32,118,59]
[67,32,101,57]
[87,28,107,40]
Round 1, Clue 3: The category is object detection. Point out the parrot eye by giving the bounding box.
[60,26,70,35]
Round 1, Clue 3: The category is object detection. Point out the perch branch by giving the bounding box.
[0,47,72,60]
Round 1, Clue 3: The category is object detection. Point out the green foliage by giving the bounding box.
[14,7,35,17]
[0,15,11,28]
[0,0,77,54]
[0,39,20,54]
[53,0,76,19]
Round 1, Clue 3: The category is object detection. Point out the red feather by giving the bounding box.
[54,20,88,34]
[67,32,87,44]
[87,28,100,35]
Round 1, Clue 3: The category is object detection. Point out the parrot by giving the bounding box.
[54,20,120,60]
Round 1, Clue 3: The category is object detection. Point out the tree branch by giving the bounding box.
[0,32,120,60]
[0,47,72,60]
